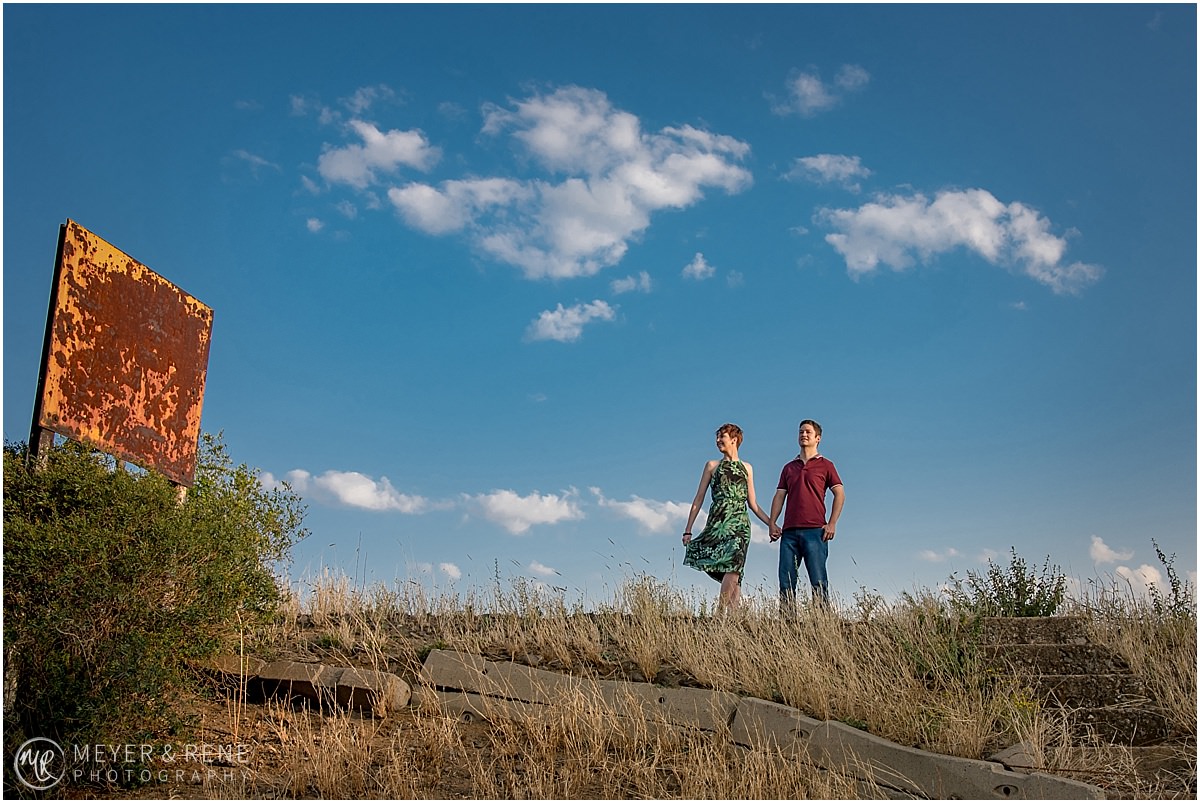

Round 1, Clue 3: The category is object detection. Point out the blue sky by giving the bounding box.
[4,4,1195,609]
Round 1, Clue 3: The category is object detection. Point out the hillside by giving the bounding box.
[6,444,1193,799]
[51,580,1197,800]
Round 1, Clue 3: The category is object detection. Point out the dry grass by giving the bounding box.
[98,570,1194,799]
[1077,583,1198,740]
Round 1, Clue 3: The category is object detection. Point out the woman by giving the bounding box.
[682,423,773,611]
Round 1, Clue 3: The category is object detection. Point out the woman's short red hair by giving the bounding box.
[716,423,743,447]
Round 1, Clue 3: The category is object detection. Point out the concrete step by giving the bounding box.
[982,643,1133,676]
[979,641,1174,747]
[1124,743,1197,791]
[979,616,1090,646]
[989,671,1172,745]
[990,740,1196,795]
[1067,705,1176,747]
[1019,673,1152,708]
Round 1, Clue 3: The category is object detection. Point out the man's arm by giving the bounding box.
[823,484,845,542]
[769,488,786,541]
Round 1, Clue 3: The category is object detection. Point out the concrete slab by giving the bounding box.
[257,660,343,705]
[728,696,827,757]
[595,681,737,731]
[423,650,737,733]
[336,667,411,717]
[431,689,545,725]
[429,689,682,741]
[987,741,1040,770]
[424,651,1106,799]
[730,697,1104,799]
[421,649,584,702]
[726,722,913,800]
[419,649,489,687]
[812,719,1105,799]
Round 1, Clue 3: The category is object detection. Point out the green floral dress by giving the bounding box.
[684,459,751,582]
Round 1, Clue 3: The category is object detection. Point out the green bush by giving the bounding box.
[892,590,982,688]
[945,547,1067,617]
[3,433,306,787]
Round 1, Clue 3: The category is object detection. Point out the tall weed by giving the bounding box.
[945,547,1067,617]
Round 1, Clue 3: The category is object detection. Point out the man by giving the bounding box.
[769,419,845,607]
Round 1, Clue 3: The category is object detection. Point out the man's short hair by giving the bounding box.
[799,419,822,436]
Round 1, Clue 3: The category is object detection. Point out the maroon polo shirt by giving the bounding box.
[777,454,843,529]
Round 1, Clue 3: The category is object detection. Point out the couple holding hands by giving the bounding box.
[682,420,845,612]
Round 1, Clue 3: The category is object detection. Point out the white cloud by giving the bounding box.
[1090,535,1135,564]
[592,488,775,544]
[787,154,871,192]
[392,85,750,279]
[290,94,314,116]
[465,489,583,534]
[389,177,530,235]
[1115,563,1165,597]
[341,84,397,115]
[439,562,462,581]
[438,100,468,121]
[771,65,870,116]
[918,547,962,563]
[593,489,771,545]
[529,561,559,578]
[482,85,642,174]
[820,189,1104,294]
[306,218,324,233]
[611,271,652,294]
[682,252,715,280]
[776,72,835,116]
[594,489,694,534]
[318,119,441,189]
[525,300,616,343]
[262,468,430,513]
[231,149,280,176]
[835,64,871,91]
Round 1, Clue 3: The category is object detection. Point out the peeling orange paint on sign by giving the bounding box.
[35,220,213,486]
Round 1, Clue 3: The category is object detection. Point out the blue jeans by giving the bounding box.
[779,527,829,604]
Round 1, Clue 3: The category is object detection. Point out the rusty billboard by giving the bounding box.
[30,219,214,486]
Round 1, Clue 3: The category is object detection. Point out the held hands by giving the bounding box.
[766,522,835,541]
